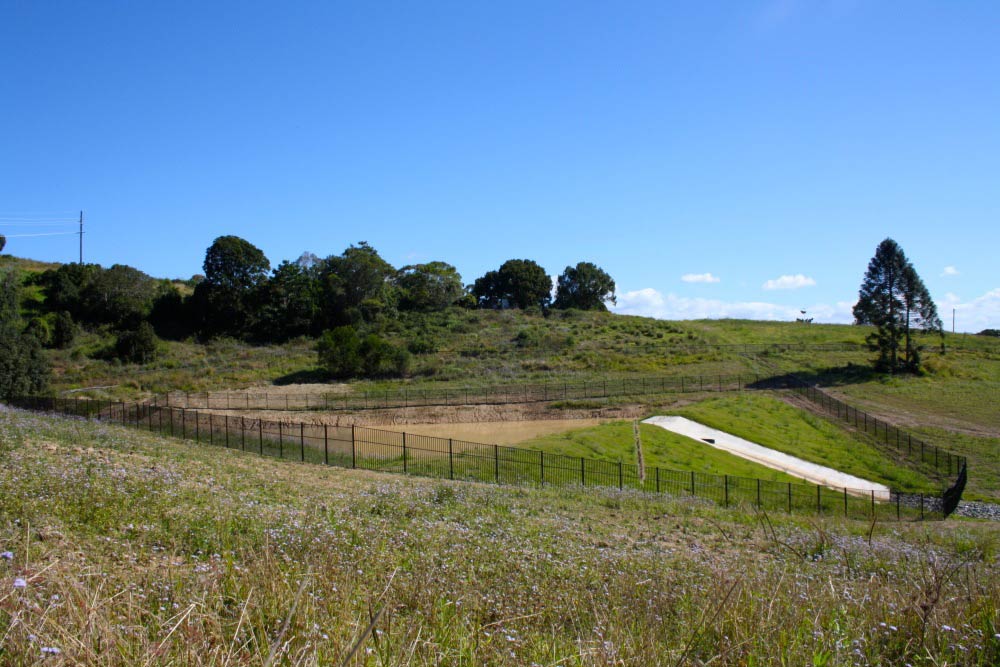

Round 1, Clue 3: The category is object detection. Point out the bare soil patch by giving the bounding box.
[400,419,612,445]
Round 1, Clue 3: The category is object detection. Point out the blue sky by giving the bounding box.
[2,1,997,331]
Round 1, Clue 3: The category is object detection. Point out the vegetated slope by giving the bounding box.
[517,402,942,495]
[1,406,997,666]
[519,419,804,484]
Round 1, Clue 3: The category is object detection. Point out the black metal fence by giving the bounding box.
[790,384,967,478]
[147,373,790,412]
[9,395,947,521]
[789,384,968,516]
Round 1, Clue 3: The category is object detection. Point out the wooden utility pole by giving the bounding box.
[78,210,84,263]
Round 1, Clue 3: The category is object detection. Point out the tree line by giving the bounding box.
[0,234,954,396]
[10,236,616,380]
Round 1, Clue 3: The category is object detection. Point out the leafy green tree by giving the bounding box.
[255,260,319,341]
[194,236,270,337]
[553,262,616,311]
[317,242,397,327]
[149,284,191,339]
[0,269,49,399]
[853,238,942,372]
[395,261,464,311]
[203,235,271,291]
[0,234,6,252]
[471,270,503,308]
[39,263,103,321]
[472,259,551,310]
[80,264,158,327]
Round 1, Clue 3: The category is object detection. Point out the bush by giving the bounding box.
[407,335,437,355]
[52,311,77,349]
[317,326,410,379]
[316,326,363,378]
[115,322,158,364]
[25,317,52,347]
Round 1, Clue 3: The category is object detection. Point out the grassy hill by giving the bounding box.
[5,253,998,501]
[1,406,997,665]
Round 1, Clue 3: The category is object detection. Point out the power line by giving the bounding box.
[0,222,79,227]
[1,231,79,238]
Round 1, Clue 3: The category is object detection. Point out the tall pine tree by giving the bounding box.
[853,238,942,372]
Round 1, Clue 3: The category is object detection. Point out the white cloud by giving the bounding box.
[681,273,721,284]
[941,266,959,277]
[939,288,1000,332]
[613,288,854,324]
[762,274,816,290]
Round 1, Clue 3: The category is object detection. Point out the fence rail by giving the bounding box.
[789,383,967,513]
[147,373,796,412]
[8,395,952,521]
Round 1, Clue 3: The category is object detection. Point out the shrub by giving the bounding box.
[316,326,363,378]
[115,322,158,364]
[317,327,410,379]
[52,311,77,349]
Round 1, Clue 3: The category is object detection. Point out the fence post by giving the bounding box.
[690,471,695,496]
[323,424,328,465]
[448,439,454,480]
[169,408,174,436]
[195,411,200,442]
[540,451,545,485]
[494,444,499,483]
[259,420,263,455]
[724,475,729,507]
[655,467,660,493]
[618,461,623,490]
[757,478,761,508]
[351,425,356,468]
[278,422,282,458]
[871,490,875,519]
[844,488,848,517]
[210,414,215,445]
[816,485,821,515]
[300,423,305,462]
[403,432,408,473]
[580,458,585,486]
[241,417,246,451]
[225,415,229,448]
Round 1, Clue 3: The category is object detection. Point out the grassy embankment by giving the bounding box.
[1,406,998,665]
[518,393,944,495]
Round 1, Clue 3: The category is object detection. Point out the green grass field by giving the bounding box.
[1,406,997,665]
[518,420,804,484]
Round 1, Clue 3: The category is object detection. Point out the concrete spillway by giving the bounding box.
[643,415,891,500]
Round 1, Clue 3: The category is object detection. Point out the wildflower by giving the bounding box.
[13,577,26,589]
[0,551,13,560]
[41,647,61,656]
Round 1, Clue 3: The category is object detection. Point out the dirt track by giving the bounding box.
[182,396,709,428]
